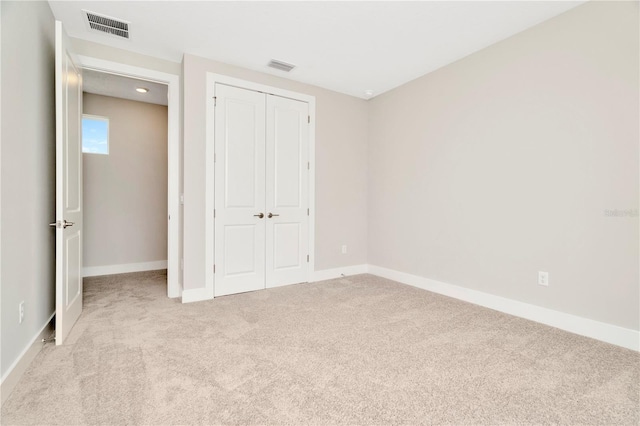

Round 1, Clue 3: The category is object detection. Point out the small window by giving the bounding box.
[82,115,109,154]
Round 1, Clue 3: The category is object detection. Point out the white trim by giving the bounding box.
[1,314,54,406]
[83,260,167,278]
[0,0,3,399]
[76,55,181,299]
[368,265,640,352]
[312,264,369,282]
[203,73,316,302]
[204,75,215,304]
[181,286,213,304]
[307,100,316,277]
[207,74,316,105]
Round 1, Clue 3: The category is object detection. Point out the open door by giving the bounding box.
[52,21,83,345]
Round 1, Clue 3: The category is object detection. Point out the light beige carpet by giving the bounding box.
[1,271,638,425]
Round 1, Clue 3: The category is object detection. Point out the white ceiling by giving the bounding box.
[49,1,585,99]
[83,69,168,105]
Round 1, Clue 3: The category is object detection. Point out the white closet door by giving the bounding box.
[265,95,309,288]
[214,84,266,297]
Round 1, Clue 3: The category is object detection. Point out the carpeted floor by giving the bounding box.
[1,271,639,425]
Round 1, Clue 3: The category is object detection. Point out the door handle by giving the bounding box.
[267,213,279,218]
[253,213,264,219]
[49,220,75,229]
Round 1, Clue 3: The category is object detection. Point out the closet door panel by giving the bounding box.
[273,107,301,208]
[224,225,257,275]
[214,84,266,296]
[225,100,259,208]
[273,223,301,269]
[265,95,309,288]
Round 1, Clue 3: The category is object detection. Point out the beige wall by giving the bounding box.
[0,4,631,382]
[183,54,369,290]
[83,94,168,268]
[368,1,639,330]
[1,1,56,379]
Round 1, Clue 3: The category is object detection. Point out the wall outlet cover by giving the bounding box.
[19,301,25,323]
[538,271,549,286]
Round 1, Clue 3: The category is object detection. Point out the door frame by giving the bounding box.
[77,56,181,298]
[204,73,316,299]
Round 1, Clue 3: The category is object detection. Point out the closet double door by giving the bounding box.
[214,84,309,297]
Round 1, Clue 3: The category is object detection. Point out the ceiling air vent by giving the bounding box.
[83,10,130,39]
[268,59,296,72]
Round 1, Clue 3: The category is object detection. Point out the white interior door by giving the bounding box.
[265,95,309,288]
[214,84,266,296]
[54,21,83,345]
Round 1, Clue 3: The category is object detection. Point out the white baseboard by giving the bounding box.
[368,265,639,352]
[182,264,369,303]
[182,286,213,303]
[311,264,369,282]
[177,263,638,351]
[1,313,55,406]
[83,260,168,277]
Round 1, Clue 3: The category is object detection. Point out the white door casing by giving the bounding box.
[76,56,181,299]
[211,83,311,297]
[54,21,83,345]
[200,73,316,303]
[214,84,267,296]
[265,95,309,288]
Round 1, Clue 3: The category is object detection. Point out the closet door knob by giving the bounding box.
[267,213,279,218]
[49,220,74,229]
[253,213,264,219]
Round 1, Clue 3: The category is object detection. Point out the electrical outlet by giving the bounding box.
[19,301,25,324]
[341,245,347,254]
[538,271,549,286]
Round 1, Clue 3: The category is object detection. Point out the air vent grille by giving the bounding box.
[84,11,130,39]
[268,59,296,72]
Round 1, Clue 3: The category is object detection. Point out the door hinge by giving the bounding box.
[214,153,216,163]
[307,255,309,263]
[307,115,310,124]
[307,208,309,216]
[214,96,217,107]
[214,209,216,218]
[307,162,310,170]
[214,264,216,273]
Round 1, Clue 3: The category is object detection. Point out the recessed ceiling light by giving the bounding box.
[364,90,374,97]
[136,87,149,93]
